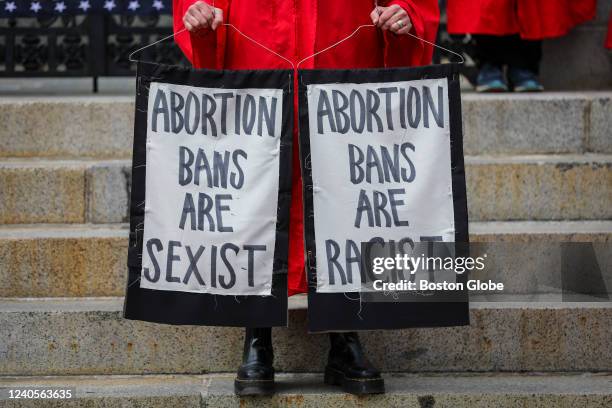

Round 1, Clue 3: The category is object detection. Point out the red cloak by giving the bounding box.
[447,0,596,40]
[173,0,440,295]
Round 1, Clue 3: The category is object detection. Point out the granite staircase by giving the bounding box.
[0,90,610,407]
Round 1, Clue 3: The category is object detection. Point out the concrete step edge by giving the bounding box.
[1,154,611,168]
[1,220,611,239]
[461,91,612,101]
[0,95,134,104]
[0,372,611,407]
[2,91,611,104]
[2,91,610,159]
[1,298,610,374]
[0,297,610,313]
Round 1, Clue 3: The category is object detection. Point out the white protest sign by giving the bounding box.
[139,82,283,296]
[306,78,455,293]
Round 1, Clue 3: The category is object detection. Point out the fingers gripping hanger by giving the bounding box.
[128,0,295,68]
[296,0,465,69]
[128,26,295,69]
[129,0,464,69]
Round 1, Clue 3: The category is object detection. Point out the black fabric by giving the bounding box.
[122,61,292,327]
[298,64,470,333]
[473,34,542,74]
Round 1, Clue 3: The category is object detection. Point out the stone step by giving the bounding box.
[462,93,611,154]
[0,298,610,375]
[0,224,127,297]
[0,93,610,159]
[1,154,610,224]
[0,96,134,159]
[464,154,611,221]
[1,221,610,298]
[1,373,611,408]
[0,159,128,224]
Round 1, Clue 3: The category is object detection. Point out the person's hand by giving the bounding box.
[183,1,223,33]
[370,4,413,35]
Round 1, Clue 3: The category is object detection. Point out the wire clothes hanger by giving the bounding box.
[128,25,295,68]
[128,1,465,69]
[295,24,465,69]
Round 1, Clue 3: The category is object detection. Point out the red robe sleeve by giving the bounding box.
[383,0,440,67]
[173,0,230,69]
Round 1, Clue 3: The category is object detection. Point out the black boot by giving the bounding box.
[234,327,275,396]
[325,332,385,395]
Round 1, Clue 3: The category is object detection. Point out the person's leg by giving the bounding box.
[473,34,509,68]
[500,35,541,73]
[234,327,275,396]
[325,332,385,395]
[473,35,509,92]
[505,36,544,91]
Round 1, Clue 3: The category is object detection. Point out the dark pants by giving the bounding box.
[473,35,542,74]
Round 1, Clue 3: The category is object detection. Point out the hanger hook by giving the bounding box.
[128,25,294,69]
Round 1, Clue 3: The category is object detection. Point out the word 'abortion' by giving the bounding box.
[150,88,279,137]
[316,85,444,134]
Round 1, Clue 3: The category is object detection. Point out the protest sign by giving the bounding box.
[123,63,293,327]
[299,64,469,332]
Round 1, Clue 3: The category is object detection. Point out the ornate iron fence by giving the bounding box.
[0,13,187,91]
[0,0,186,91]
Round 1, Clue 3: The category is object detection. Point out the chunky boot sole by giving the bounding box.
[234,378,275,396]
[324,366,385,395]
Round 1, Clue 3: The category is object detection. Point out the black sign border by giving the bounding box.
[123,62,292,327]
[298,64,470,332]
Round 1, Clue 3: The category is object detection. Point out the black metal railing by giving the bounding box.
[0,12,187,91]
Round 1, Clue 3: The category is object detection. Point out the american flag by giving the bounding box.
[0,0,171,17]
